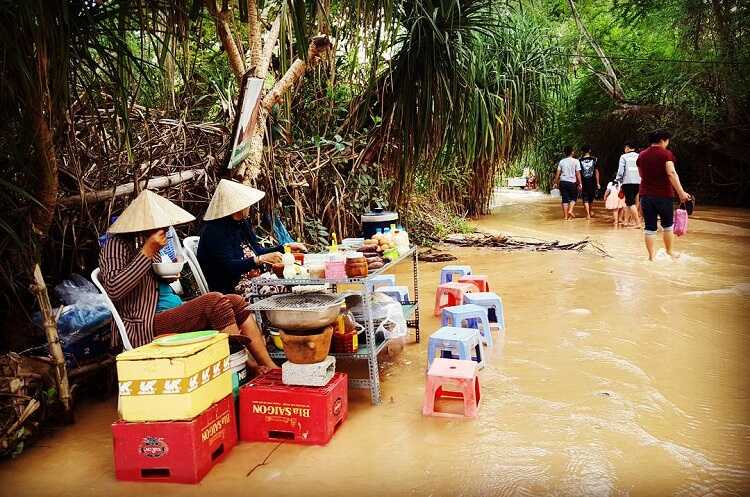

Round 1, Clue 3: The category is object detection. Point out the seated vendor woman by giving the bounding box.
[197,179,306,294]
[98,189,277,373]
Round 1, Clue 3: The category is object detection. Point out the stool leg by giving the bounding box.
[474,340,485,369]
[457,341,472,362]
[427,340,438,367]
[433,289,445,316]
[422,376,438,416]
[441,311,450,327]
[496,303,505,330]
[479,315,493,348]
[462,378,479,418]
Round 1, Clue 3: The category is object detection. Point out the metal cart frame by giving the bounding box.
[246,248,420,405]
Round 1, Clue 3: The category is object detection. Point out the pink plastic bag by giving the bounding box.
[673,208,688,236]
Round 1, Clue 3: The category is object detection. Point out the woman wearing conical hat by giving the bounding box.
[98,189,278,373]
[197,179,306,295]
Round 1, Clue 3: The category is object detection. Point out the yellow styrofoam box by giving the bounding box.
[116,333,232,422]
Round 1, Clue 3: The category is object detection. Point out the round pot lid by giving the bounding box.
[361,207,398,222]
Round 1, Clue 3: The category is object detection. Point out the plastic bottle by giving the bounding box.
[395,225,410,253]
[329,233,339,253]
[282,246,296,279]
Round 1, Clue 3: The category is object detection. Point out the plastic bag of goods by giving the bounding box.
[349,293,407,340]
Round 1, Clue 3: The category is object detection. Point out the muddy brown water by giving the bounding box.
[2,191,749,496]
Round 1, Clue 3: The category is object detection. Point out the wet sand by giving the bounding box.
[2,191,749,496]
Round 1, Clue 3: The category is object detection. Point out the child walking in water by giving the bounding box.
[604,180,623,226]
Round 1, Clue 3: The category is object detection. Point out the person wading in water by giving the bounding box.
[579,145,600,219]
[553,146,582,220]
[616,141,642,227]
[637,129,692,261]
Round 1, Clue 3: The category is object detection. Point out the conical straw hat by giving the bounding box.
[108,189,196,234]
[203,179,265,221]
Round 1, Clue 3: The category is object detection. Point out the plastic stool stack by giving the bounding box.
[422,358,481,419]
[440,304,493,348]
[427,326,484,369]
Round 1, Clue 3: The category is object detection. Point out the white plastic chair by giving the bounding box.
[91,268,133,351]
[182,236,209,295]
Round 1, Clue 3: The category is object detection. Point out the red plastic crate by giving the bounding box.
[112,394,237,484]
[239,369,347,445]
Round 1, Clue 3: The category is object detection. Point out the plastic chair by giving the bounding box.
[365,275,396,293]
[440,265,472,284]
[375,285,410,304]
[427,327,484,369]
[457,275,490,292]
[464,292,505,330]
[440,304,493,348]
[422,358,481,419]
[91,268,133,351]
[433,282,475,316]
[182,236,209,295]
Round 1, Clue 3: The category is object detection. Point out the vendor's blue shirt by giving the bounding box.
[156,282,182,313]
[197,217,283,295]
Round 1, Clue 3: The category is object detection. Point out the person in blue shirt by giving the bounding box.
[197,180,306,295]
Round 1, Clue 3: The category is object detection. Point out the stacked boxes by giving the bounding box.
[239,369,347,445]
[112,395,237,483]
[112,333,235,483]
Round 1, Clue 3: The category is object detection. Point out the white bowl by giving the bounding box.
[152,261,185,277]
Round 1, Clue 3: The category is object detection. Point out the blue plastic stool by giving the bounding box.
[365,274,396,292]
[440,265,472,284]
[427,327,484,369]
[464,292,505,331]
[376,285,410,304]
[440,304,493,348]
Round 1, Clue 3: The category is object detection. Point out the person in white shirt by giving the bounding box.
[615,141,641,226]
[553,146,582,220]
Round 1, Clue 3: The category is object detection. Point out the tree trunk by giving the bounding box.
[208,2,246,81]
[247,0,262,71]
[31,110,59,237]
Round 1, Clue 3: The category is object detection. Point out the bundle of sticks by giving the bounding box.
[443,232,611,257]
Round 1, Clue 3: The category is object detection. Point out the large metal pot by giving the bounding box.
[253,293,343,332]
[264,306,340,332]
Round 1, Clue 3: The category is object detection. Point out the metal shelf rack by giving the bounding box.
[245,247,420,405]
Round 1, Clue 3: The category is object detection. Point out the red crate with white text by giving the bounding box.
[111,394,236,484]
[239,369,347,445]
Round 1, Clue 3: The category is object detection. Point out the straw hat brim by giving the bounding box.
[203,179,266,221]
[108,189,196,234]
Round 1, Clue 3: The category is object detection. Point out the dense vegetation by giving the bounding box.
[0,0,747,347]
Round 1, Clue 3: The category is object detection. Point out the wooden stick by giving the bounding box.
[59,169,205,207]
[30,265,71,414]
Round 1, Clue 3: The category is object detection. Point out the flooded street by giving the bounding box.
[2,191,749,496]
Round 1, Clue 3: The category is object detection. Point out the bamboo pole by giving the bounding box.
[30,264,72,415]
[59,169,205,206]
